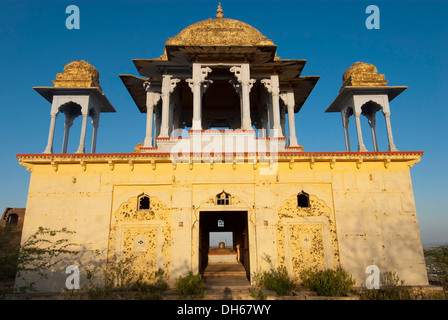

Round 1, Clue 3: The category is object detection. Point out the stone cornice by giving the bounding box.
[17,151,423,171]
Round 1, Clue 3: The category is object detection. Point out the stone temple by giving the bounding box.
[16,4,428,293]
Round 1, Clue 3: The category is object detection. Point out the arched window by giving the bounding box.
[297,192,310,208]
[216,191,230,205]
[138,195,150,210]
[217,219,225,228]
[7,214,18,225]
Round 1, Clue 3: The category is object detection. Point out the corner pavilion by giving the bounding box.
[16,5,428,292]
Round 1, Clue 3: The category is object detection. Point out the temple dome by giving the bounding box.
[52,60,102,92]
[341,62,388,89]
[165,4,274,47]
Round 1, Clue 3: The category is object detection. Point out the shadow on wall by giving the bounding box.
[339,208,428,288]
[10,226,196,295]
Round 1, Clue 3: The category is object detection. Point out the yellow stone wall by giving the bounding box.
[16,155,428,292]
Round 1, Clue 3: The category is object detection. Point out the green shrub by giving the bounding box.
[252,263,295,296]
[174,272,205,298]
[360,271,413,300]
[299,267,355,296]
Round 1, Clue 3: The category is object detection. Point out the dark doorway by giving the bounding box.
[199,211,250,279]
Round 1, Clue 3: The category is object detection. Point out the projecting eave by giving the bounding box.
[325,86,408,113]
[133,58,191,80]
[164,45,278,65]
[287,76,320,113]
[119,74,161,113]
[33,87,116,113]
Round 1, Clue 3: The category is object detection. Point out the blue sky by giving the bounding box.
[0,0,447,245]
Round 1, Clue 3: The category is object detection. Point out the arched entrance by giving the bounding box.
[199,211,250,280]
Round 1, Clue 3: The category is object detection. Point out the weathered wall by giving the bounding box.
[16,157,428,293]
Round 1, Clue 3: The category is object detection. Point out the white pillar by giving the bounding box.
[230,64,255,130]
[261,75,283,137]
[76,113,89,154]
[159,75,180,138]
[240,64,254,130]
[281,89,299,147]
[354,113,367,152]
[145,98,155,148]
[91,112,99,154]
[366,113,379,152]
[341,108,351,152]
[43,113,58,154]
[187,64,212,131]
[143,82,161,147]
[62,114,75,153]
[383,111,398,151]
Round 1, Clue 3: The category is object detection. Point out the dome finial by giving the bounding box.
[216,2,224,18]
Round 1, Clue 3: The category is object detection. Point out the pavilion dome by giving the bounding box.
[165,4,274,47]
[341,62,388,89]
[52,60,102,92]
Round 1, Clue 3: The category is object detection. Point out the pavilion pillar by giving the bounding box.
[62,114,75,153]
[143,81,161,147]
[230,64,255,130]
[90,112,100,153]
[383,111,398,151]
[280,89,299,147]
[354,112,367,152]
[366,113,379,152]
[43,112,58,154]
[159,75,180,138]
[187,63,212,131]
[341,107,351,152]
[76,113,89,154]
[262,74,283,137]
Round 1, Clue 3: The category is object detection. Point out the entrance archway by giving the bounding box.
[199,211,250,279]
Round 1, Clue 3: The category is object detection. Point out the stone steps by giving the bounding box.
[202,262,252,299]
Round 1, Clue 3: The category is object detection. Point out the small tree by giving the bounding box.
[0,224,22,294]
[14,226,81,293]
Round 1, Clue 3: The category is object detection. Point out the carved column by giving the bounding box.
[354,111,367,152]
[230,64,255,130]
[280,89,299,147]
[90,111,100,153]
[341,107,351,152]
[366,113,379,152]
[261,74,283,137]
[187,63,212,131]
[75,113,88,153]
[159,75,180,138]
[143,81,161,147]
[76,110,89,154]
[43,112,58,154]
[383,111,398,151]
[62,114,75,153]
